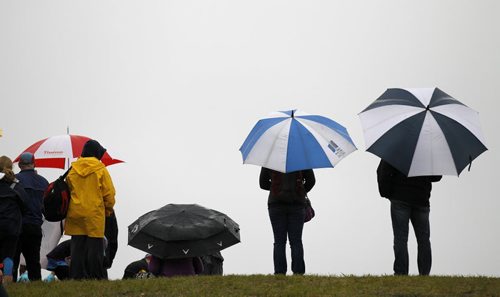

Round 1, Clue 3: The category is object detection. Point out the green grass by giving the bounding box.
[4,275,500,297]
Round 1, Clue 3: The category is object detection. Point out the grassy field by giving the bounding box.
[4,275,500,297]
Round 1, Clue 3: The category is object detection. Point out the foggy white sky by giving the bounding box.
[1,1,499,279]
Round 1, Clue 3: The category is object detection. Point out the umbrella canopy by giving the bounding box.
[239,109,357,173]
[128,204,240,259]
[359,87,487,177]
[14,134,123,169]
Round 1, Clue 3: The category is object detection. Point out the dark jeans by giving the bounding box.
[70,235,106,280]
[13,224,42,281]
[391,200,431,275]
[54,265,70,280]
[268,204,305,275]
[0,234,18,276]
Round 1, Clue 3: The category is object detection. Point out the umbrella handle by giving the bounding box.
[468,155,472,172]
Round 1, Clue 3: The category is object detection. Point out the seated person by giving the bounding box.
[200,252,224,275]
[122,254,152,279]
[148,255,203,277]
[45,240,71,280]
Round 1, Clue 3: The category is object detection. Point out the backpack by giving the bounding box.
[270,171,305,203]
[43,167,71,222]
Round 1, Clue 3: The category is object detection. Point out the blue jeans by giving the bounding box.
[268,204,305,274]
[391,200,431,275]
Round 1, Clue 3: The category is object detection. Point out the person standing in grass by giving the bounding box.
[0,156,27,285]
[13,152,48,282]
[64,140,116,280]
[377,159,442,275]
[259,167,315,275]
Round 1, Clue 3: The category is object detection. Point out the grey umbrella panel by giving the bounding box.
[359,87,487,176]
[128,204,241,259]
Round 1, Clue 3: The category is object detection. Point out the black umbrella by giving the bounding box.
[128,204,240,259]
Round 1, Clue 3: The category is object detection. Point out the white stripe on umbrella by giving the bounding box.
[244,119,291,173]
[32,135,74,159]
[359,104,423,149]
[408,112,456,176]
[297,118,356,165]
[431,104,487,145]
[406,88,435,106]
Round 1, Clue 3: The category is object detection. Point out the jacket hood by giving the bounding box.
[71,157,106,177]
[81,140,107,160]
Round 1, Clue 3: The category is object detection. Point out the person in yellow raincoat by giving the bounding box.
[65,140,115,280]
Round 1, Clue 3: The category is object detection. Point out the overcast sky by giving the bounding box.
[1,0,499,279]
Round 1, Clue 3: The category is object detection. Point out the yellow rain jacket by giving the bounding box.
[65,157,115,238]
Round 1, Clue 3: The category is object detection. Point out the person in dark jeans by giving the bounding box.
[259,167,315,275]
[377,159,441,275]
[13,152,49,282]
[0,156,28,284]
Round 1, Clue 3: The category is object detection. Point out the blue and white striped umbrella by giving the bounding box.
[359,88,488,177]
[239,110,357,173]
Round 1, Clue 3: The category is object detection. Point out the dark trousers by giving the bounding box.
[268,204,306,275]
[0,234,18,276]
[0,284,8,297]
[70,235,106,280]
[13,224,42,281]
[391,200,432,275]
[54,265,70,280]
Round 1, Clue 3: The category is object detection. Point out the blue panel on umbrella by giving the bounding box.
[285,119,331,172]
[297,115,356,147]
[431,111,488,175]
[239,117,288,160]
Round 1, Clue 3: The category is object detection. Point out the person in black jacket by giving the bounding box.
[104,210,118,274]
[259,167,315,275]
[0,156,27,284]
[377,159,442,275]
[13,152,49,282]
[122,254,152,279]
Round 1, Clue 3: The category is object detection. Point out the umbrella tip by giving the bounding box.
[291,110,295,118]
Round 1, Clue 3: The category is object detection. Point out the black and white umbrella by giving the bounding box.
[359,87,487,177]
[128,204,240,259]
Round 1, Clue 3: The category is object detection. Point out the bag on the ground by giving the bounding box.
[43,167,71,222]
[304,196,315,222]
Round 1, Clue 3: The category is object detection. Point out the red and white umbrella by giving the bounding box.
[14,134,124,169]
